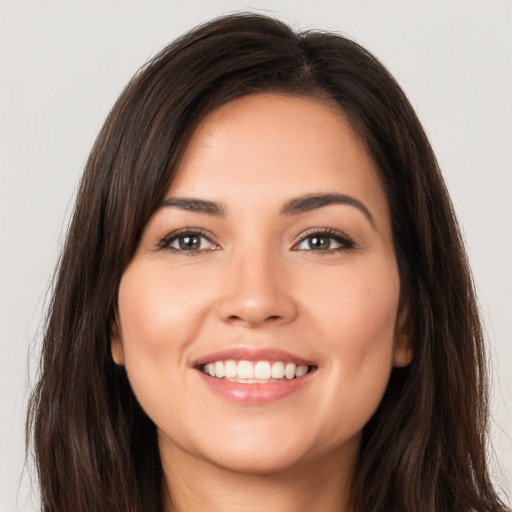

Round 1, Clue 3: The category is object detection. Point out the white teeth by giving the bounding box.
[295,365,308,378]
[271,361,285,379]
[224,360,237,378]
[214,361,225,378]
[237,360,254,379]
[201,359,311,382]
[254,361,271,379]
[285,363,296,379]
[205,363,215,377]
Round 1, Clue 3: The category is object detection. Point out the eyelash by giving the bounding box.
[293,227,356,253]
[158,227,355,254]
[158,228,219,254]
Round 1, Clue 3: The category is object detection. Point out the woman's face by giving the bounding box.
[112,93,412,476]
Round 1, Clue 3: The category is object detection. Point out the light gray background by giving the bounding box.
[1,1,510,510]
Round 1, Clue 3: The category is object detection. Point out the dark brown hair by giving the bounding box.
[27,12,508,512]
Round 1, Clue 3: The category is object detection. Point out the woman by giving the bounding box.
[26,13,509,512]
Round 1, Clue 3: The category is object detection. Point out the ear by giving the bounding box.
[111,320,125,366]
[393,298,414,368]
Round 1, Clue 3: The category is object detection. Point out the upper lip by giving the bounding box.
[193,347,316,367]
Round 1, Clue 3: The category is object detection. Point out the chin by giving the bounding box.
[159,423,317,477]
[208,444,310,476]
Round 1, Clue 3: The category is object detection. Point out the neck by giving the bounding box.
[161,443,357,512]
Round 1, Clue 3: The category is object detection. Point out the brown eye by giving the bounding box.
[294,229,355,252]
[160,230,218,253]
[178,235,202,250]
[307,235,331,250]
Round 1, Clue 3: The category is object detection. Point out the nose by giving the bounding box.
[217,247,298,328]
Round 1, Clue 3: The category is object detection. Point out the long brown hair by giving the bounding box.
[27,13,508,512]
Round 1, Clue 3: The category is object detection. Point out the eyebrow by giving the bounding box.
[161,197,225,216]
[281,193,375,227]
[161,192,374,227]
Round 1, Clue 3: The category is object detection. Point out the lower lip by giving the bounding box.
[197,370,314,404]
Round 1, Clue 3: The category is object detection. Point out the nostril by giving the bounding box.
[226,314,282,326]
[219,293,297,327]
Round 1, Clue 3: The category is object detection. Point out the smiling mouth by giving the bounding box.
[200,360,316,383]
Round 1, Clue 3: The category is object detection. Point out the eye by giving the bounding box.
[159,229,219,253]
[293,228,355,252]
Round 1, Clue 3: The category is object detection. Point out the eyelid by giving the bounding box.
[292,227,356,252]
[158,227,220,253]
[157,226,355,253]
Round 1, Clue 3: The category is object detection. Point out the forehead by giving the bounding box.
[169,93,390,231]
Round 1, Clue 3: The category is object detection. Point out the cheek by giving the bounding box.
[118,262,211,352]
[307,253,399,337]
[304,258,400,429]
[321,287,398,386]
[115,263,212,415]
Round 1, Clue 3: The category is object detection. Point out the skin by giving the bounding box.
[112,93,413,512]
